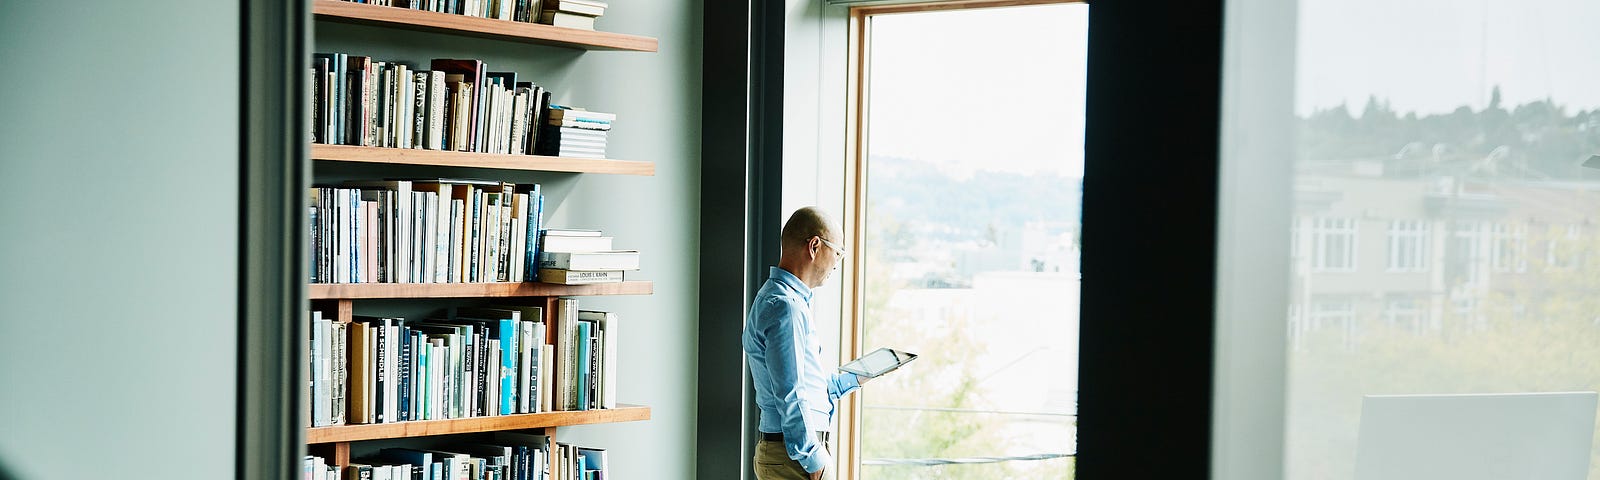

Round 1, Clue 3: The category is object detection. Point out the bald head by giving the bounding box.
[781,207,838,253]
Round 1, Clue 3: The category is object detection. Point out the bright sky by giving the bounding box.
[867,4,1088,180]
[866,0,1600,178]
[1296,0,1600,115]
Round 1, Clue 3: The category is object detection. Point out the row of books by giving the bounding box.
[303,431,609,480]
[312,54,617,159]
[310,179,544,284]
[312,54,547,153]
[336,0,611,31]
[535,229,638,284]
[307,298,619,427]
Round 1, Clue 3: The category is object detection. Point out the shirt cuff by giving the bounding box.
[798,444,832,473]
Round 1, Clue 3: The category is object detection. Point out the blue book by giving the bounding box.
[417,340,429,420]
[575,447,607,479]
[499,317,519,415]
[575,321,592,411]
[521,184,542,282]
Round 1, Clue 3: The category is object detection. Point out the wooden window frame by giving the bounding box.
[838,2,1086,478]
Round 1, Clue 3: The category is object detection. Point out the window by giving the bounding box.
[1491,223,1527,272]
[843,2,1085,479]
[1310,217,1357,272]
[1545,224,1581,270]
[1307,298,1357,350]
[1270,1,1600,477]
[1385,220,1429,272]
[1448,221,1487,285]
[1382,296,1428,334]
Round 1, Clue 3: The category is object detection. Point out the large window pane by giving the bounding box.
[854,4,1085,479]
[1288,0,1600,478]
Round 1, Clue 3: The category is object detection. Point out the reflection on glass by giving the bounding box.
[1288,1,1600,478]
[855,4,1085,479]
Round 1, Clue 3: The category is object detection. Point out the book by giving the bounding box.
[539,234,612,253]
[555,298,580,410]
[575,320,591,411]
[578,310,619,409]
[537,10,596,30]
[539,250,640,271]
[539,268,624,285]
[553,0,605,16]
[349,321,374,424]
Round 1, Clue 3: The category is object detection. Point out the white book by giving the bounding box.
[538,269,624,285]
[427,71,446,150]
[386,323,400,423]
[539,250,640,271]
[518,320,534,413]
[539,344,554,412]
[542,228,602,237]
[312,311,331,426]
[554,0,606,16]
[540,234,613,253]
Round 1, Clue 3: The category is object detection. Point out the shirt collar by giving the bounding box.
[769,266,813,301]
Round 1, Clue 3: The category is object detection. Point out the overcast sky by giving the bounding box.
[1297,0,1600,115]
[865,0,1600,179]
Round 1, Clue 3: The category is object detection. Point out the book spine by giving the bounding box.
[398,327,412,422]
[474,327,488,417]
[374,321,388,423]
[333,321,347,425]
[500,318,518,415]
[558,299,578,411]
[587,330,599,410]
[519,320,534,414]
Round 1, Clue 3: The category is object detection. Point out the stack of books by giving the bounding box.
[305,300,622,427]
[537,0,608,30]
[304,432,611,480]
[535,107,615,159]
[308,179,545,284]
[311,54,552,156]
[537,229,639,285]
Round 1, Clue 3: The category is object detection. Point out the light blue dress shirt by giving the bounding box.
[744,266,861,473]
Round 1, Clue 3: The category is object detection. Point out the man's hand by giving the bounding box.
[809,468,825,480]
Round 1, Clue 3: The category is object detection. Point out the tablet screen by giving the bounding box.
[841,347,917,378]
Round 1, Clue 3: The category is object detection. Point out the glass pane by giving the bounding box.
[856,4,1086,479]
[1288,1,1600,478]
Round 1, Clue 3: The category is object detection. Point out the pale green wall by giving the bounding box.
[314,1,703,477]
[0,2,240,479]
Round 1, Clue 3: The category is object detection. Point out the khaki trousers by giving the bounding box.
[754,439,830,480]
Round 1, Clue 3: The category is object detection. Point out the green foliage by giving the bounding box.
[1300,93,1600,180]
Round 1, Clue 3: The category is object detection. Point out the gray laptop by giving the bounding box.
[1354,392,1597,480]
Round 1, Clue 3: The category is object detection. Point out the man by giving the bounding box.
[743,207,865,480]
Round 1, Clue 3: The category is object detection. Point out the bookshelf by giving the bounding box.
[312,145,655,175]
[311,281,653,300]
[307,2,658,476]
[313,0,659,51]
[309,405,651,443]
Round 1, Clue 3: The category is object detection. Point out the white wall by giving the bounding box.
[0,2,240,479]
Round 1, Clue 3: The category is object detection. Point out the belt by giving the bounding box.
[762,431,830,443]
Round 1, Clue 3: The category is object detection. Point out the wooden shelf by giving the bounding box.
[312,145,655,176]
[310,281,653,299]
[308,404,651,443]
[313,0,658,52]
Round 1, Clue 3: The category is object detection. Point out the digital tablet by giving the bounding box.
[839,347,918,378]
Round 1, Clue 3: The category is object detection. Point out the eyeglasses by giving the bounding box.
[815,236,848,260]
